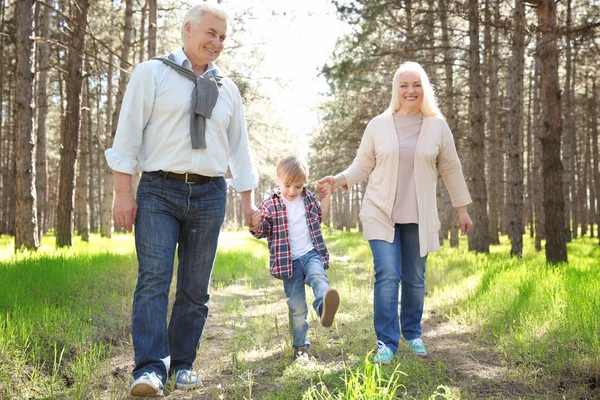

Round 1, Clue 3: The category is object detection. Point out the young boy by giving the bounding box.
[250,155,340,362]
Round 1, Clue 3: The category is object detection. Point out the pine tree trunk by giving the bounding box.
[56,0,89,247]
[526,64,535,238]
[507,0,525,257]
[148,0,157,59]
[0,0,6,234]
[76,73,90,241]
[467,0,490,253]
[590,78,599,244]
[536,0,568,263]
[35,0,51,240]
[101,51,114,238]
[139,1,147,63]
[15,0,39,251]
[439,0,458,247]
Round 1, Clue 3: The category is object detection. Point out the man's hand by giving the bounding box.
[240,190,258,228]
[112,171,137,232]
[113,192,138,233]
[249,211,261,232]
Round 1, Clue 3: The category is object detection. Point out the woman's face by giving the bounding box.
[397,71,423,114]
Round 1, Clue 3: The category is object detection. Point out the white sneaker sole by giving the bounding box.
[130,382,163,397]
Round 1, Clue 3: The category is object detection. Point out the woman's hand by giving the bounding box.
[456,206,473,235]
[317,175,347,196]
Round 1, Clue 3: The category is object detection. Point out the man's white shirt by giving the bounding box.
[105,48,258,192]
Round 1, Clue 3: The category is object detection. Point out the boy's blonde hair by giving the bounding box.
[277,156,309,184]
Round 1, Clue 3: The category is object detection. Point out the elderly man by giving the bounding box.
[105,3,258,397]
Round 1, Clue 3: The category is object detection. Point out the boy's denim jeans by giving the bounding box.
[131,172,226,381]
[369,223,427,354]
[282,249,330,349]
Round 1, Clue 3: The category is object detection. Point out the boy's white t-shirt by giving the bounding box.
[281,195,315,260]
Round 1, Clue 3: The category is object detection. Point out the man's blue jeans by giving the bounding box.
[131,172,226,381]
[369,223,427,354]
[282,249,330,349]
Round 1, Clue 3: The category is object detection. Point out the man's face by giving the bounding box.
[183,12,227,69]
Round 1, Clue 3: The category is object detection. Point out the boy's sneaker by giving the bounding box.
[130,371,164,397]
[174,369,202,390]
[321,288,340,328]
[293,347,310,362]
[407,338,427,356]
[373,340,394,364]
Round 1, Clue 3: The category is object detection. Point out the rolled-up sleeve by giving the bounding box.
[105,63,156,175]
[226,85,259,192]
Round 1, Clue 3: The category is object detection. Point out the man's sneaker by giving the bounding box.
[174,369,202,390]
[373,340,394,364]
[321,288,340,328]
[130,371,164,397]
[293,347,310,362]
[407,338,427,356]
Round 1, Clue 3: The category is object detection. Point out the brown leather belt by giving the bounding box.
[154,170,218,184]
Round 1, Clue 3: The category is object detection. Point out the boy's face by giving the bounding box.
[276,175,305,201]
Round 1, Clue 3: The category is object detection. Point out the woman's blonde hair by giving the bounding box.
[277,156,309,184]
[388,61,442,117]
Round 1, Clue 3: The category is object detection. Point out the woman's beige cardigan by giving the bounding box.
[340,112,472,257]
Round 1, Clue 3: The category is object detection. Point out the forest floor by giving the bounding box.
[104,252,593,399]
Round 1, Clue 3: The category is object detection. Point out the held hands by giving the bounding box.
[249,211,261,232]
[317,176,338,197]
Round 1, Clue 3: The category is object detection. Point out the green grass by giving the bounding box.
[0,231,598,399]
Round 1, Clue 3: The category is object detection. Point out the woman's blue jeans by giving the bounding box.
[369,223,427,353]
[282,249,331,349]
[131,172,226,381]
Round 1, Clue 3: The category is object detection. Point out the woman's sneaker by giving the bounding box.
[407,338,427,356]
[174,369,202,389]
[373,340,394,364]
[130,371,164,397]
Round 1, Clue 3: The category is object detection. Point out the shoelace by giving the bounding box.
[176,370,192,381]
[411,338,424,347]
[141,372,163,387]
[376,340,390,354]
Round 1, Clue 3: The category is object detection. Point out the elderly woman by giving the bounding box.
[318,61,472,363]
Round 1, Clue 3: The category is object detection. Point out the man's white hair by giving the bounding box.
[181,3,228,39]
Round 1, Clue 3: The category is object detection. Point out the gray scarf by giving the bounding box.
[153,53,222,149]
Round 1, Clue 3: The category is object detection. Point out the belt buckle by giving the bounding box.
[184,173,194,184]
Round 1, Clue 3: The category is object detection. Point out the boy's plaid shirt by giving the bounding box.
[251,187,330,280]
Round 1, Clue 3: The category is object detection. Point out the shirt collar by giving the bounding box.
[271,187,307,200]
[175,47,220,77]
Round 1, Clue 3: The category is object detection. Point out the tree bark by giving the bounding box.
[15,0,39,251]
[563,0,575,239]
[76,71,90,241]
[533,0,568,262]
[35,0,51,241]
[467,0,490,253]
[507,0,525,257]
[56,0,90,247]
[101,51,114,238]
[590,78,600,244]
[532,43,544,251]
[439,0,459,247]
[148,0,157,58]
